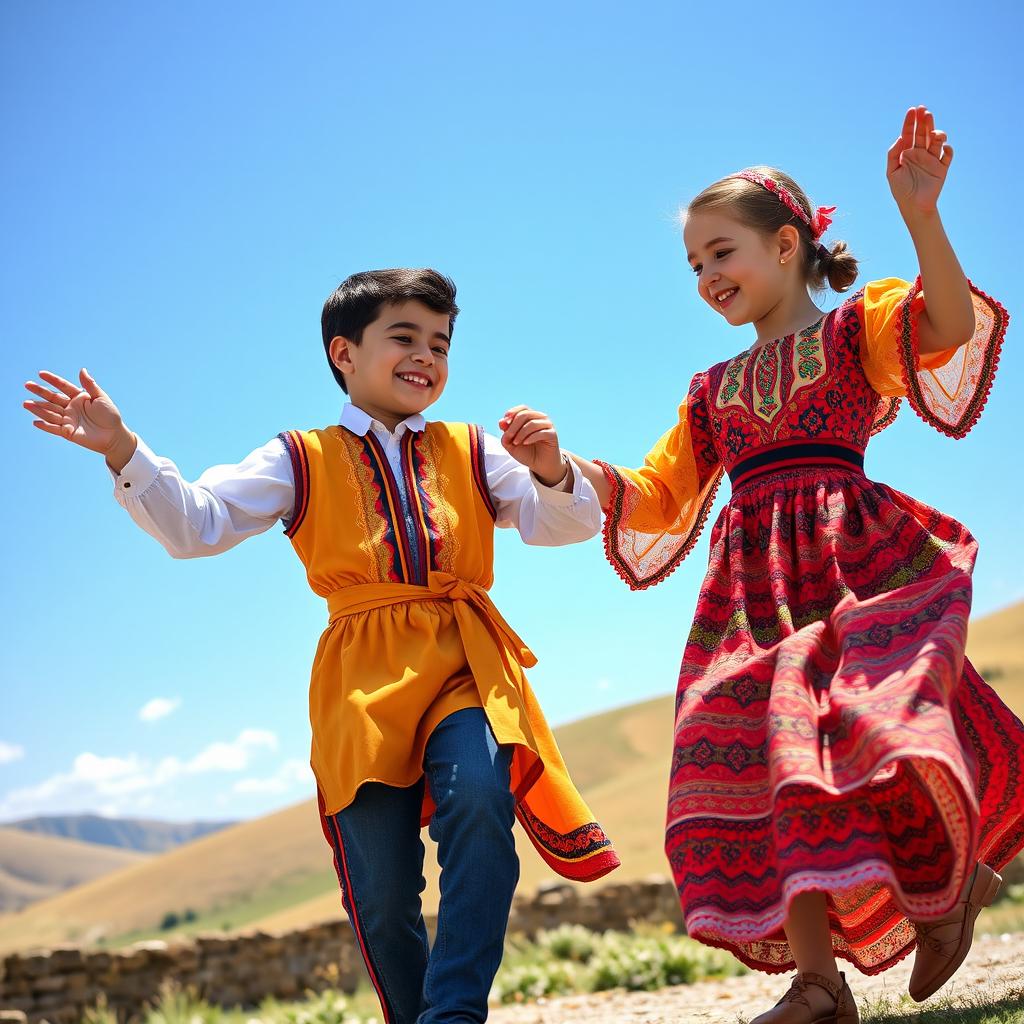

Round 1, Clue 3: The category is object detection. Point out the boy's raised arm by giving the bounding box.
[24,368,293,558]
[24,368,138,471]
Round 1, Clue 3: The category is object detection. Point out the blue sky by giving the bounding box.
[3,1,1022,824]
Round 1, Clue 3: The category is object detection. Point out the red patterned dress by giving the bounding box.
[597,277,1022,975]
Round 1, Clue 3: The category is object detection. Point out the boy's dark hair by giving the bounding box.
[321,268,460,393]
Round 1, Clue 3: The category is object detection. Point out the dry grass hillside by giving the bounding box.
[1,600,1020,954]
[967,600,1024,708]
[0,828,146,913]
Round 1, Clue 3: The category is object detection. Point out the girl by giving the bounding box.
[553,107,1021,1022]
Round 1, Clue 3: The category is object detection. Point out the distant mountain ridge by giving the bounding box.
[7,814,234,853]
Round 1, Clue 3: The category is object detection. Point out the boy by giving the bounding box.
[23,268,618,1024]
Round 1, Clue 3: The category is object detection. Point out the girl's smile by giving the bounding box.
[684,209,823,343]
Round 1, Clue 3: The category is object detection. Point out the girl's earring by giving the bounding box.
[780,257,786,265]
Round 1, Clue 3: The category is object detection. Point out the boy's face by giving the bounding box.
[330,300,451,426]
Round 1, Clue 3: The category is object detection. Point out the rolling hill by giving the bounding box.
[0,828,147,913]
[1,600,1020,953]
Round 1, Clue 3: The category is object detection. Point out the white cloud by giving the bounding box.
[0,742,25,765]
[234,759,313,796]
[73,753,144,783]
[187,729,277,774]
[139,697,181,722]
[596,678,612,692]
[0,728,281,820]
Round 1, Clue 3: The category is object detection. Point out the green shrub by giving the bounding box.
[80,984,376,1024]
[535,923,598,963]
[81,996,117,1024]
[143,981,222,1024]
[493,924,745,1003]
[490,960,580,1003]
[262,987,369,1024]
[1003,883,1024,905]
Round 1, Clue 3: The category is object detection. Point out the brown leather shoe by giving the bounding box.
[749,972,859,1024]
[909,861,1003,1002]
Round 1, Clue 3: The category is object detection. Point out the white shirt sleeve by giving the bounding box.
[482,432,601,545]
[111,436,295,558]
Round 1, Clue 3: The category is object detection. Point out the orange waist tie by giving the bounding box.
[326,571,537,682]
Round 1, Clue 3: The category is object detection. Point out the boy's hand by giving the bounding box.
[499,406,568,488]
[24,369,137,472]
[887,106,953,219]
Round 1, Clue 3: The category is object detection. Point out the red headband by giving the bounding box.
[733,170,836,241]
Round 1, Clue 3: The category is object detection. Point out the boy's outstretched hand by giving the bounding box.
[24,369,137,472]
[887,105,953,218]
[499,406,569,489]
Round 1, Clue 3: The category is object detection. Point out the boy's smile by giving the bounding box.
[329,300,451,431]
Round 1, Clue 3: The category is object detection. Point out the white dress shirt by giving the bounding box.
[112,404,601,559]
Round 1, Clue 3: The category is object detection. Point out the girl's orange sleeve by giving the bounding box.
[596,371,723,591]
[860,277,1007,438]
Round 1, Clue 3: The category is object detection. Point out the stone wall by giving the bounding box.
[0,877,682,1023]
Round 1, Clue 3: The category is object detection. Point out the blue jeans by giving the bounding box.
[321,708,519,1023]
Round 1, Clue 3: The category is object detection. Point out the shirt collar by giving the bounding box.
[339,403,426,438]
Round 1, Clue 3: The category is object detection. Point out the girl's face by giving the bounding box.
[683,210,791,327]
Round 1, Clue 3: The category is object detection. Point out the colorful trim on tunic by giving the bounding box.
[413,429,461,573]
[343,430,459,586]
[278,430,310,538]
[516,804,621,882]
[404,431,441,578]
[363,433,418,584]
[468,424,498,520]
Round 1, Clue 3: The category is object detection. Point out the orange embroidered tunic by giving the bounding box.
[278,420,619,881]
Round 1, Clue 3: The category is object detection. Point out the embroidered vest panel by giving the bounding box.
[278,423,497,597]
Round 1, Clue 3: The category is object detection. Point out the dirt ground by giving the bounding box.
[488,934,1024,1023]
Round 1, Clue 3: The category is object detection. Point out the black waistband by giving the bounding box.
[729,442,865,488]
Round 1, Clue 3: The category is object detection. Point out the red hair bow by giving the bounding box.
[810,206,837,240]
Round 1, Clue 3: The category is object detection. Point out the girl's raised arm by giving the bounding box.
[887,106,975,354]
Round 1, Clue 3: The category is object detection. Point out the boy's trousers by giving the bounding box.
[321,707,519,1024]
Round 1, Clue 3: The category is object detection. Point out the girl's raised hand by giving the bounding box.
[24,369,136,466]
[887,106,953,216]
